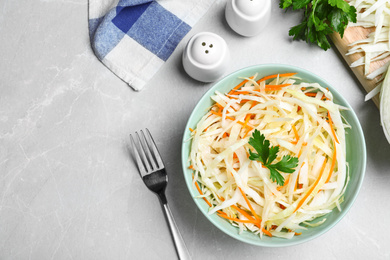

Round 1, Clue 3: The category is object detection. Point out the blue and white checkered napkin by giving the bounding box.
[89,0,215,91]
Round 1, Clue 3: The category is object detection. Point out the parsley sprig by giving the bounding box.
[248,130,299,186]
[279,0,357,50]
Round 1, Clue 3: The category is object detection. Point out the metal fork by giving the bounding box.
[130,129,191,260]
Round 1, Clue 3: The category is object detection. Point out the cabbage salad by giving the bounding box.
[187,72,349,239]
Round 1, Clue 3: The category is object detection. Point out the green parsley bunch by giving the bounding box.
[280,0,357,50]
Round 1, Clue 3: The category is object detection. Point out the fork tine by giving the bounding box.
[135,131,153,174]
[139,129,158,171]
[130,134,147,176]
[145,128,164,169]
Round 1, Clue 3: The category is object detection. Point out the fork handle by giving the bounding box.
[162,203,191,260]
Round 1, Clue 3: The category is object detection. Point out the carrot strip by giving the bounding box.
[220,193,272,237]
[231,91,251,95]
[325,140,337,184]
[192,174,212,207]
[305,92,318,97]
[231,205,254,221]
[297,142,307,158]
[294,174,299,192]
[242,114,251,128]
[256,72,297,84]
[215,103,224,110]
[294,158,327,213]
[304,92,329,100]
[218,211,272,237]
[264,83,291,91]
[233,83,291,93]
[327,111,340,144]
[291,124,299,142]
[217,212,255,224]
[228,76,255,95]
[228,79,248,95]
[189,128,194,132]
[210,110,253,130]
[238,188,261,223]
[262,228,272,237]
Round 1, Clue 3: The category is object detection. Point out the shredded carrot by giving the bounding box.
[216,198,271,236]
[210,110,253,131]
[305,92,318,97]
[327,111,340,144]
[325,140,337,184]
[231,205,254,222]
[292,124,299,142]
[231,90,251,95]
[238,187,261,223]
[241,114,252,138]
[293,162,305,192]
[217,212,254,224]
[262,227,272,237]
[297,142,307,158]
[228,79,248,95]
[243,129,252,138]
[256,72,297,84]
[218,212,272,237]
[228,76,255,95]
[264,83,291,91]
[305,92,329,100]
[189,128,194,132]
[215,103,224,110]
[188,165,194,170]
[294,158,328,213]
[192,174,212,207]
[294,174,299,192]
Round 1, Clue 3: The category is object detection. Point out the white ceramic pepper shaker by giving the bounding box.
[182,32,230,82]
[225,0,271,37]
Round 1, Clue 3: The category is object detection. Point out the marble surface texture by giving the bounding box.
[1,0,390,259]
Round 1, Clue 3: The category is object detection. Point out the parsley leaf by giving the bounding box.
[248,130,299,186]
[248,129,269,164]
[280,0,357,51]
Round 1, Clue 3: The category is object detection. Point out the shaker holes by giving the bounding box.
[200,42,214,54]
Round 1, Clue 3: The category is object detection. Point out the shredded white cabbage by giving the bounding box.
[188,72,349,239]
[347,0,390,142]
[347,0,390,100]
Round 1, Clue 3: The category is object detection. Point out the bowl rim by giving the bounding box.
[181,63,367,247]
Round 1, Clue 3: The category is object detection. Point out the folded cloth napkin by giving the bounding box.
[88,0,215,91]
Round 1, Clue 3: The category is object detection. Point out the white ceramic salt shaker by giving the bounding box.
[225,0,271,37]
[182,32,230,82]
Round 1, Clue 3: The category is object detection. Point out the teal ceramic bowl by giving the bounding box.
[181,64,366,247]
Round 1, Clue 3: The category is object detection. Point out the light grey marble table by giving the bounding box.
[1,0,389,259]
